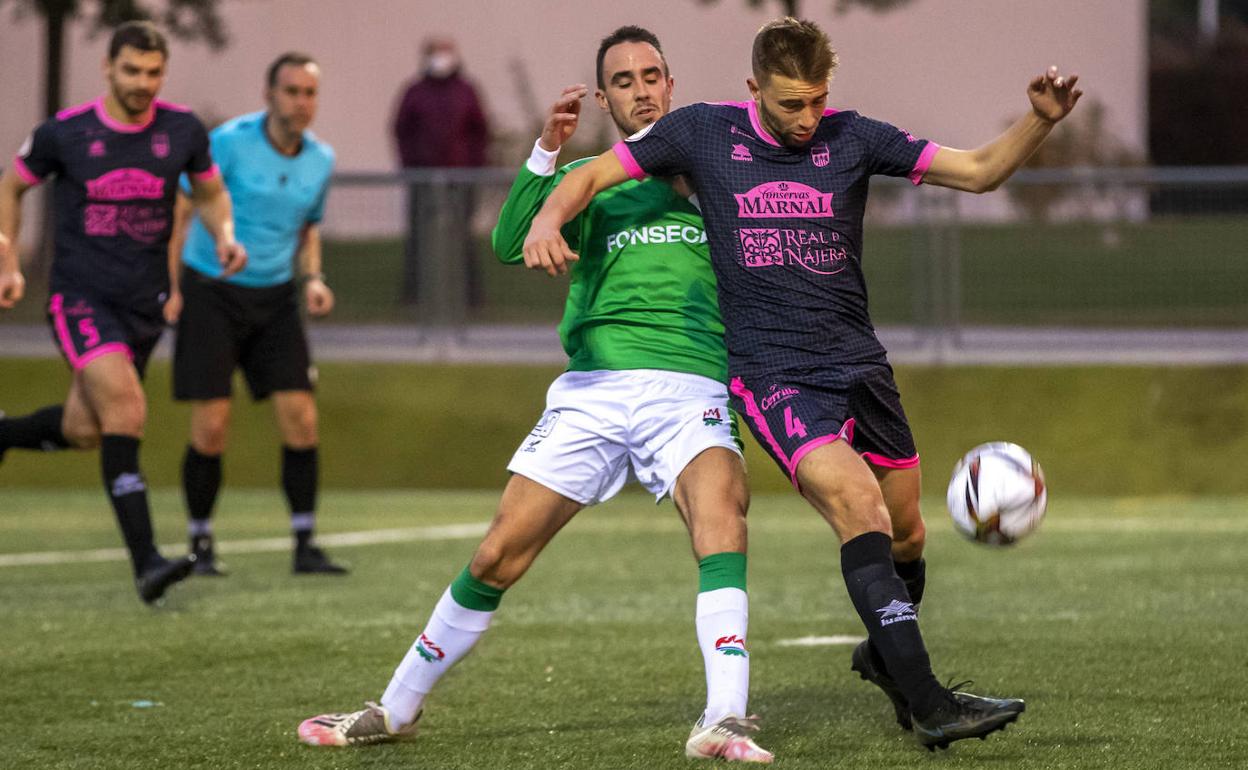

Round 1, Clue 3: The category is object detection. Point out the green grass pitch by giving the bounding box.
[2,488,1245,768]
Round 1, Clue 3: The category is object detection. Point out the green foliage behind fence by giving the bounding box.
[2,359,1246,496]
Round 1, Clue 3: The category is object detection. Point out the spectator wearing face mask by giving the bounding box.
[392,38,491,310]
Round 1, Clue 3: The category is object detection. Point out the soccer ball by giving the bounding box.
[946,442,1047,546]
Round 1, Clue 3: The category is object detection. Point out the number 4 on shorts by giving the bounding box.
[783,406,807,438]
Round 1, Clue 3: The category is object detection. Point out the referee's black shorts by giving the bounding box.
[173,266,313,401]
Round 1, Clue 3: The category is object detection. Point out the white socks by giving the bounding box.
[380,587,495,728]
[695,587,750,724]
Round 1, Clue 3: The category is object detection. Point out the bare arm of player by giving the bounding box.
[163,191,194,324]
[522,150,631,276]
[298,223,334,317]
[922,66,1083,194]
[188,173,247,277]
[0,170,32,309]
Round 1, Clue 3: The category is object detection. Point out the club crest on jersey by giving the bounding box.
[416,633,446,662]
[703,407,724,426]
[738,228,783,267]
[151,132,170,159]
[715,635,749,657]
[89,140,106,158]
[735,181,834,219]
[731,143,753,162]
[810,142,830,167]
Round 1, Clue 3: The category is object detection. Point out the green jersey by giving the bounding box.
[492,150,727,383]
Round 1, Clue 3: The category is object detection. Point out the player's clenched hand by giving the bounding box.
[217,240,248,277]
[540,84,589,152]
[0,270,25,309]
[523,220,579,277]
[162,290,183,325]
[305,278,334,317]
[1028,66,1082,124]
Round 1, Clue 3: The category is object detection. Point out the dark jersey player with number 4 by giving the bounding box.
[0,21,246,604]
[524,17,1082,752]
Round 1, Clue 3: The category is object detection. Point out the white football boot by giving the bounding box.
[297,701,419,747]
[685,713,774,763]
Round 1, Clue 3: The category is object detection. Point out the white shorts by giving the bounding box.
[508,369,743,506]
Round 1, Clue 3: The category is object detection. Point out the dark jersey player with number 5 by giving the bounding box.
[0,21,247,604]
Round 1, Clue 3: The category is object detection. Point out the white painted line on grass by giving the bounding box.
[0,522,489,569]
[775,635,865,647]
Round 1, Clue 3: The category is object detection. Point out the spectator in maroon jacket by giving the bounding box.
[392,38,490,308]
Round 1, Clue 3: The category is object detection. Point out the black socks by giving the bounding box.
[841,532,945,719]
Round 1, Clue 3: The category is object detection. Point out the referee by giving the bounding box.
[167,52,346,576]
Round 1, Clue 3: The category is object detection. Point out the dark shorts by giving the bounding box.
[173,267,313,401]
[729,362,919,486]
[46,290,165,378]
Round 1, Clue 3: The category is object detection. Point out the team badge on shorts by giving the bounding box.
[703,407,725,426]
[521,410,561,453]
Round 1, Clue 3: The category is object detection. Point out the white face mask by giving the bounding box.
[427,52,459,78]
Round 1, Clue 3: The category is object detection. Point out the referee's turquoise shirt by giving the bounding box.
[181,111,335,288]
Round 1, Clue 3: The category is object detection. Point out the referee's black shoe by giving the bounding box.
[136,554,197,604]
[293,545,349,575]
[912,686,1025,751]
[190,535,228,576]
[851,639,912,731]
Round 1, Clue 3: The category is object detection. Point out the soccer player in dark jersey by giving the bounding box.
[523,17,1082,751]
[165,52,346,577]
[0,21,246,604]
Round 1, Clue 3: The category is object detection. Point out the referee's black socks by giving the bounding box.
[0,405,71,455]
[101,434,159,575]
[182,445,222,527]
[282,445,318,548]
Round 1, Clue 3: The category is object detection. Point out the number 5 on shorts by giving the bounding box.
[783,406,807,438]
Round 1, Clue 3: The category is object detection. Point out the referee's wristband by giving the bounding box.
[300,272,327,284]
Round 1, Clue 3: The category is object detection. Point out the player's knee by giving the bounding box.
[891,518,926,561]
[100,390,146,435]
[279,401,318,447]
[62,420,100,449]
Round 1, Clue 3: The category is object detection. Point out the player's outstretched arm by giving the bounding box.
[298,224,334,317]
[522,150,630,276]
[491,84,588,264]
[0,170,32,309]
[922,66,1083,194]
[189,173,247,277]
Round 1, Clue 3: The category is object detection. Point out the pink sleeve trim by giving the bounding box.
[909,142,941,185]
[612,142,647,181]
[12,156,43,186]
[191,164,221,182]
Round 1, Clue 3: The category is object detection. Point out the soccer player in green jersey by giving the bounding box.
[297,27,772,762]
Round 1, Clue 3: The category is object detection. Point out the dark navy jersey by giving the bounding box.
[13,98,217,305]
[613,100,938,375]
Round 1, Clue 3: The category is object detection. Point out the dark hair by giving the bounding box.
[752,17,838,85]
[108,20,168,61]
[266,51,318,88]
[596,25,667,90]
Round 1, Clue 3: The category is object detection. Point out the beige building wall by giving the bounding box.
[2,0,1147,174]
